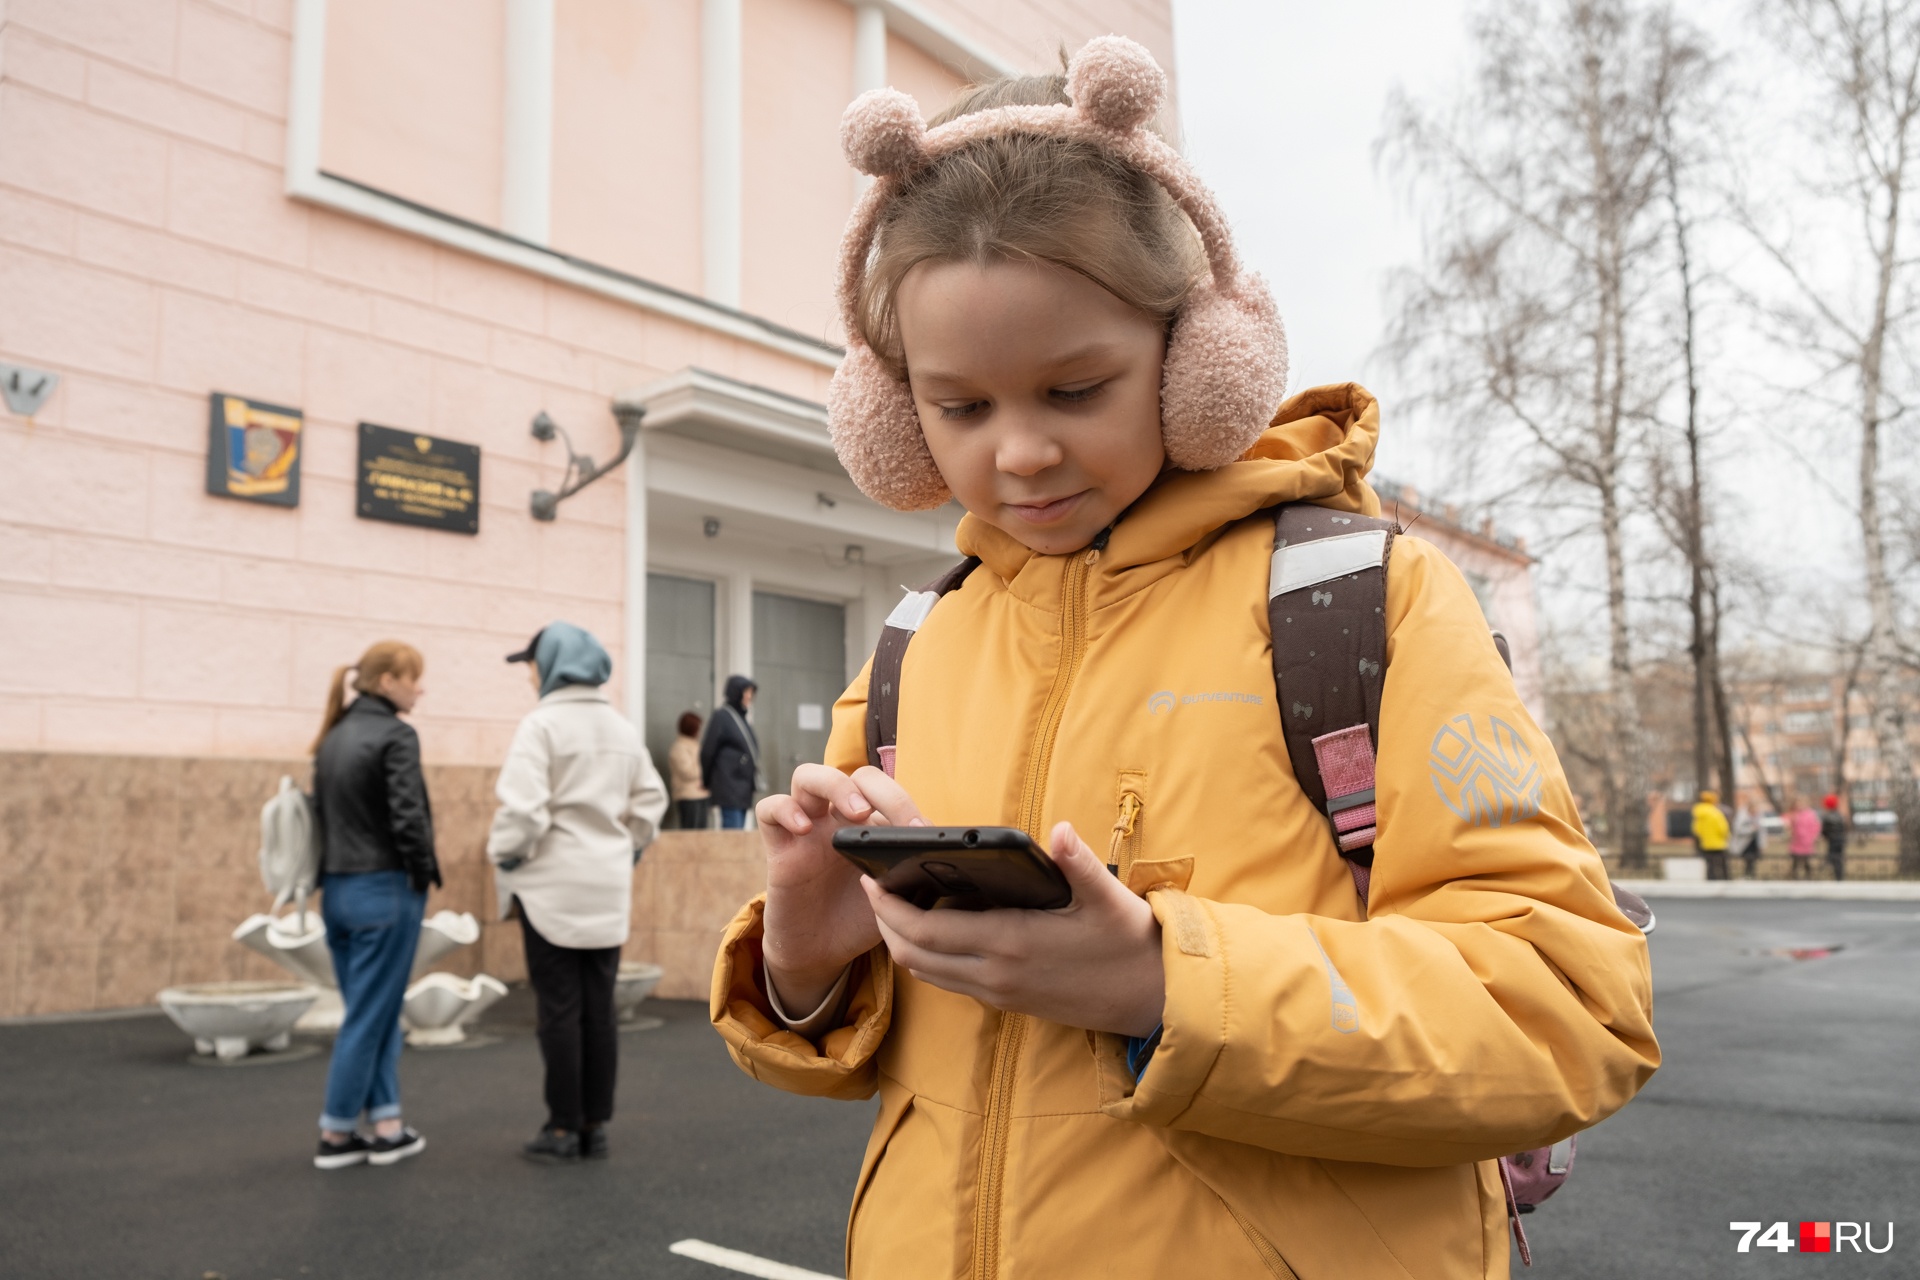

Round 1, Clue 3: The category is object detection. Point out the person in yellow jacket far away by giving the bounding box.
[1692,789,1732,881]
[709,37,1659,1280]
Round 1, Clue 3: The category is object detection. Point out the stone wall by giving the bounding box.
[0,750,764,1017]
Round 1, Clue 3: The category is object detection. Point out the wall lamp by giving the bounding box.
[530,405,644,521]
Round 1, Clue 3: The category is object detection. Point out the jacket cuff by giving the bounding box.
[764,963,853,1040]
[708,896,892,1098]
[1094,888,1226,1126]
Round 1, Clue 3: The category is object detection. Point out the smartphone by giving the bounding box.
[831,826,1072,911]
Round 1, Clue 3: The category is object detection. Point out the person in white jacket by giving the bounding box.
[490,622,667,1164]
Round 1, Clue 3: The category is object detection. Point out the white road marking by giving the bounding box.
[669,1239,842,1280]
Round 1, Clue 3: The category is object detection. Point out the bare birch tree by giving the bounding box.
[1652,92,1742,803]
[1382,0,1708,868]
[1748,0,1920,873]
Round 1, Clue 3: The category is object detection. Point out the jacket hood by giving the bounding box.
[533,621,612,697]
[723,674,758,710]
[956,383,1381,580]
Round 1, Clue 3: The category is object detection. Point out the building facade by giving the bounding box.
[0,1,1537,1016]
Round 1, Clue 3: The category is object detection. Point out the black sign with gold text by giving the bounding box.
[355,424,480,535]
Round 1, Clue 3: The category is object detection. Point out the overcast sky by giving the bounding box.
[1169,0,1875,652]
[1170,1,1470,486]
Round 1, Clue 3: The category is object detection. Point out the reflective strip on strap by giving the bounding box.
[884,589,940,632]
[1269,529,1390,598]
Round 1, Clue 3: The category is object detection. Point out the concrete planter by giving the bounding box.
[157,981,321,1061]
[412,910,481,978]
[232,912,334,988]
[401,972,508,1046]
[615,961,665,1023]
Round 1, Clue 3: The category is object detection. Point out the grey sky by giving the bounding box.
[1170,0,1879,651]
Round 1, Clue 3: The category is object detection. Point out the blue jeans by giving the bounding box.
[319,870,425,1132]
[720,807,749,829]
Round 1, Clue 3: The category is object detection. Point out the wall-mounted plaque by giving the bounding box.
[206,392,302,506]
[355,423,481,535]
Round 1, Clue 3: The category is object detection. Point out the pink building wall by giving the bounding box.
[0,0,861,769]
[548,0,706,294]
[0,0,1185,1017]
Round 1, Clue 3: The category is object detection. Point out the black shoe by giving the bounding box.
[314,1133,372,1170]
[523,1126,581,1164]
[582,1126,608,1160]
[367,1127,426,1166]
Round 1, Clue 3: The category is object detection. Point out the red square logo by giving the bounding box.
[1800,1222,1831,1253]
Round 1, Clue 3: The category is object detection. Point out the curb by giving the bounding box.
[1613,879,1920,900]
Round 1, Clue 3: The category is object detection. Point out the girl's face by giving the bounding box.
[895,258,1168,555]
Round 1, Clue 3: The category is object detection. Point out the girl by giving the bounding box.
[711,38,1657,1278]
[310,640,438,1169]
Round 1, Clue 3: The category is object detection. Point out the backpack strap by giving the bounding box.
[1268,504,1396,906]
[865,557,981,776]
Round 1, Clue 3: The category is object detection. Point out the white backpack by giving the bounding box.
[260,776,321,923]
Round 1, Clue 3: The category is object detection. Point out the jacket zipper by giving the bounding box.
[972,542,1099,1280]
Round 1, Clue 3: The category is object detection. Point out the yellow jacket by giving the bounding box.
[711,385,1658,1280]
[1691,802,1729,852]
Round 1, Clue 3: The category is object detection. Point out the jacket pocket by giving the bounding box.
[1215,1191,1301,1280]
[846,1083,915,1275]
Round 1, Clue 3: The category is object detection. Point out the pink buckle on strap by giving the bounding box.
[877,744,898,778]
[1312,725,1378,849]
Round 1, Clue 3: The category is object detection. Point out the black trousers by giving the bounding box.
[519,910,620,1132]
[676,798,710,830]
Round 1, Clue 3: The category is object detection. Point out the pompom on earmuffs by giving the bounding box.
[828,35,1289,512]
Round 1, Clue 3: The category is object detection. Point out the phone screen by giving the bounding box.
[831,826,1072,911]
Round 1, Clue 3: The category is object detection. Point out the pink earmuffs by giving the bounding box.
[827,35,1289,512]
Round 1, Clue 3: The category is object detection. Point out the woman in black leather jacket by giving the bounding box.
[309,640,440,1171]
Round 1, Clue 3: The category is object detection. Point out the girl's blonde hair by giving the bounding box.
[854,72,1205,378]
[311,640,424,755]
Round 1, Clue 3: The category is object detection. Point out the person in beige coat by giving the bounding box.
[668,711,710,829]
[490,622,667,1163]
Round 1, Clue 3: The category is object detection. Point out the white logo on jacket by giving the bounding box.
[1429,714,1543,827]
[1146,690,1265,715]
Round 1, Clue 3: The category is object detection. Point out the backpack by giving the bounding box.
[259,776,321,925]
[864,502,1653,1267]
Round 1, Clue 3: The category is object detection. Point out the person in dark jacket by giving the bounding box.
[700,675,760,828]
[309,640,440,1170]
[1821,794,1849,881]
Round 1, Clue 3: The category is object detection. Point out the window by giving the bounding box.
[1782,710,1831,734]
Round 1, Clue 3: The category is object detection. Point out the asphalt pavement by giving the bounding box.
[0,898,1914,1279]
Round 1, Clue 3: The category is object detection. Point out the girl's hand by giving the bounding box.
[757,764,926,1014]
[861,821,1165,1038]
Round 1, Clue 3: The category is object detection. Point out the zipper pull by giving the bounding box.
[1086,525,1113,565]
[1105,791,1143,877]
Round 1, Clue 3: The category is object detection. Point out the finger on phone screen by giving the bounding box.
[757,793,812,836]
[790,764,871,824]
[848,766,925,828]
